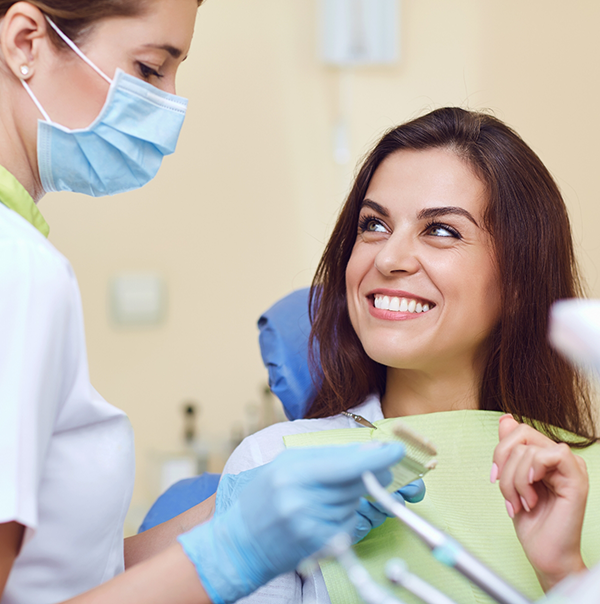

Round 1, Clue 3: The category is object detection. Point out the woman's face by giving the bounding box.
[20,0,197,130]
[345,147,501,375]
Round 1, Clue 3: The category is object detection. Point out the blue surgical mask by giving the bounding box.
[21,18,188,197]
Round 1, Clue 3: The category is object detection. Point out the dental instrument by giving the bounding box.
[382,422,438,490]
[343,411,379,429]
[385,558,459,604]
[322,534,408,604]
[362,471,532,604]
[549,299,600,375]
[343,414,438,491]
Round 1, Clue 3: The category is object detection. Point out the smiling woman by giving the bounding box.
[308,107,595,442]
[219,107,600,604]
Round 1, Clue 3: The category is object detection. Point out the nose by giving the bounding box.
[162,75,177,95]
[374,232,420,276]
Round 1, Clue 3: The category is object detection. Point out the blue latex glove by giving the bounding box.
[353,479,425,543]
[216,463,425,545]
[177,443,404,604]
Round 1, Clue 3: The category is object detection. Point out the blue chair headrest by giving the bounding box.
[257,287,317,420]
[140,288,319,534]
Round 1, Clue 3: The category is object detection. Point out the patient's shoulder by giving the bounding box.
[222,395,382,475]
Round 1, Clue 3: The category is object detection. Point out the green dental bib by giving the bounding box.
[284,410,600,604]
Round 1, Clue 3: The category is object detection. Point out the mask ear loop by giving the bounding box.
[21,79,52,122]
[20,17,115,123]
[44,16,112,85]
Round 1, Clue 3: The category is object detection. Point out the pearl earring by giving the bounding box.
[20,65,30,77]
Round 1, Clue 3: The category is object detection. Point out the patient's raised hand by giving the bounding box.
[491,414,588,591]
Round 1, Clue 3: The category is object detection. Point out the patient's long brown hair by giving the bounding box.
[307,107,597,444]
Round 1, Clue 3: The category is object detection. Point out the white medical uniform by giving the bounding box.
[0,166,135,604]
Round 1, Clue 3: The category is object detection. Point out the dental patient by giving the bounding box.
[222,107,600,603]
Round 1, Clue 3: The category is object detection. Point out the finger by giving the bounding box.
[352,512,374,544]
[356,498,389,528]
[528,443,589,500]
[292,468,393,508]
[498,443,533,516]
[398,479,426,503]
[304,500,360,525]
[498,414,519,440]
[510,445,543,513]
[311,443,405,485]
[493,422,555,478]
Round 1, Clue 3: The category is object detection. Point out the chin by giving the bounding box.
[362,344,425,370]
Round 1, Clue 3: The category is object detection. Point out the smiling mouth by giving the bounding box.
[372,294,435,314]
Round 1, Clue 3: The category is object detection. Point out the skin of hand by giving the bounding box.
[491,414,589,591]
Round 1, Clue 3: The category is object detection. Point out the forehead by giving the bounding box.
[365,148,487,218]
[90,0,197,55]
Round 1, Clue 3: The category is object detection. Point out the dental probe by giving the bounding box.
[362,472,532,604]
[343,411,378,429]
[325,534,408,604]
[385,558,459,604]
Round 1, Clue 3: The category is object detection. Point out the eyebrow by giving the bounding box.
[360,199,389,217]
[142,43,184,59]
[360,199,479,227]
[417,206,479,227]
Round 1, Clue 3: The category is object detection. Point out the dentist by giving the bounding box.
[0,1,407,603]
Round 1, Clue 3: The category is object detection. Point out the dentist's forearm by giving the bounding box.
[124,494,216,569]
[67,543,212,604]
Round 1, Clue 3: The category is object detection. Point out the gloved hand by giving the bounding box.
[177,443,404,604]
[216,463,425,546]
[353,479,425,544]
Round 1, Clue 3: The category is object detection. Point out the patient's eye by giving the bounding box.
[424,221,461,239]
[358,214,387,234]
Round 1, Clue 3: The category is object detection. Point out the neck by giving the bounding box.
[382,362,482,418]
[0,78,44,201]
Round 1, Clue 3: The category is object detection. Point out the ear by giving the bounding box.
[0,1,50,81]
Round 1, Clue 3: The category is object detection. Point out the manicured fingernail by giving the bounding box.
[520,496,530,513]
[505,499,515,518]
[490,463,498,483]
[499,413,513,422]
[528,467,534,484]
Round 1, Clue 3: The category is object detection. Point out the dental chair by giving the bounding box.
[139,287,315,532]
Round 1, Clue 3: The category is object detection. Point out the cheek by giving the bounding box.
[345,255,360,327]
[345,245,370,329]
[461,259,501,331]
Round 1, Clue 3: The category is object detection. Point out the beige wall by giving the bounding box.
[38,0,600,529]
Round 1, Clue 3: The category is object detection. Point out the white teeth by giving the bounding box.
[373,295,432,314]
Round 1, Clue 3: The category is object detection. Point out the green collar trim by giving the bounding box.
[0,165,49,237]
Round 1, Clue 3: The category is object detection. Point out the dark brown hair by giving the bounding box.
[307,107,597,444]
[0,0,203,46]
